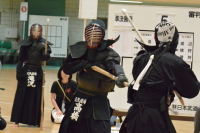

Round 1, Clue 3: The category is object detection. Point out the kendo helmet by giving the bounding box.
[85,19,105,49]
[30,23,43,40]
[154,20,179,53]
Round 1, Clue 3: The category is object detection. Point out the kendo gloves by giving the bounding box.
[16,61,23,81]
[16,73,21,81]
[114,64,128,88]
[115,74,128,88]
[42,53,50,61]
[82,61,93,72]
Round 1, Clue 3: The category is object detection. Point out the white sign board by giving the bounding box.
[20,2,28,21]
[111,30,194,62]
[111,30,133,57]
[156,12,176,23]
[78,0,98,19]
[114,13,134,26]
[29,15,69,58]
[132,31,194,62]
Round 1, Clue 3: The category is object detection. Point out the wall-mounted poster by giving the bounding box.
[132,30,194,62]
[112,30,194,63]
[112,30,133,57]
[29,15,69,58]
[176,33,194,62]
[114,13,134,26]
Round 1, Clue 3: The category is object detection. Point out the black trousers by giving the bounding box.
[68,116,111,133]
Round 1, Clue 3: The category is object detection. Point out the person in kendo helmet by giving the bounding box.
[0,116,6,130]
[58,19,128,133]
[10,23,53,127]
[120,20,200,133]
[0,88,6,130]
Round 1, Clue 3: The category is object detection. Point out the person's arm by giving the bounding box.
[104,49,128,88]
[42,44,51,61]
[173,61,200,98]
[51,93,63,116]
[16,46,26,80]
[62,54,85,75]
[111,62,128,88]
[50,81,63,116]
[194,107,200,133]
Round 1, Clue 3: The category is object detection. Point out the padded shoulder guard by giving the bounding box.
[69,41,87,58]
[39,37,54,46]
[20,36,54,46]
[20,36,32,46]
[133,50,147,65]
[104,47,120,64]
[97,35,120,51]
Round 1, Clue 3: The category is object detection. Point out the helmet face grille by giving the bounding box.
[30,24,42,40]
[85,24,103,49]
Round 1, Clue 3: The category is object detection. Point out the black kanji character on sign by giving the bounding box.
[189,11,195,18]
[115,15,119,22]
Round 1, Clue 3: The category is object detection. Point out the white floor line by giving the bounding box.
[1,116,10,118]
[0,102,52,110]
[0,102,12,104]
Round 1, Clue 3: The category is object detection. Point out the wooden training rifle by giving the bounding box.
[91,66,129,87]
[40,18,49,130]
[91,66,179,114]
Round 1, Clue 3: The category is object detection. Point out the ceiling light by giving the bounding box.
[110,0,143,3]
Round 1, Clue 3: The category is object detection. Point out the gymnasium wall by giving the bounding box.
[0,0,23,41]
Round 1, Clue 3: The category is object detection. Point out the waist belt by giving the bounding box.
[133,101,160,109]
[78,88,108,96]
[25,63,40,68]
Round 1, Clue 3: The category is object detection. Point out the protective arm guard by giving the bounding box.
[16,46,26,80]
[42,44,52,61]
[114,64,128,88]
[62,54,85,75]
[106,61,128,88]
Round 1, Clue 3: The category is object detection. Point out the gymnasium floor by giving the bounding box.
[0,64,196,133]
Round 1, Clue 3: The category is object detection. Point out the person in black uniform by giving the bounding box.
[10,23,52,127]
[0,89,6,130]
[50,66,77,123]
[0,116,6,130]
[120,20,200,133]
[58,19,128,133]
[194,106,200,133]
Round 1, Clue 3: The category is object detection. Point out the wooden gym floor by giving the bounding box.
[0,64,196,133]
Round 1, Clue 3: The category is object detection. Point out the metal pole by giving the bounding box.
[23,21,25,40]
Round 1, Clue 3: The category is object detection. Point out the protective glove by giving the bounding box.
[16,72,21,81]
[42,53,50,61]
[82,61,93,72]
[115,74,128,88]
[16,61,23,81]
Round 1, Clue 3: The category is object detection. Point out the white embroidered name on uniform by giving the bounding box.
[70,97,86,121]
[27,72,37,87]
